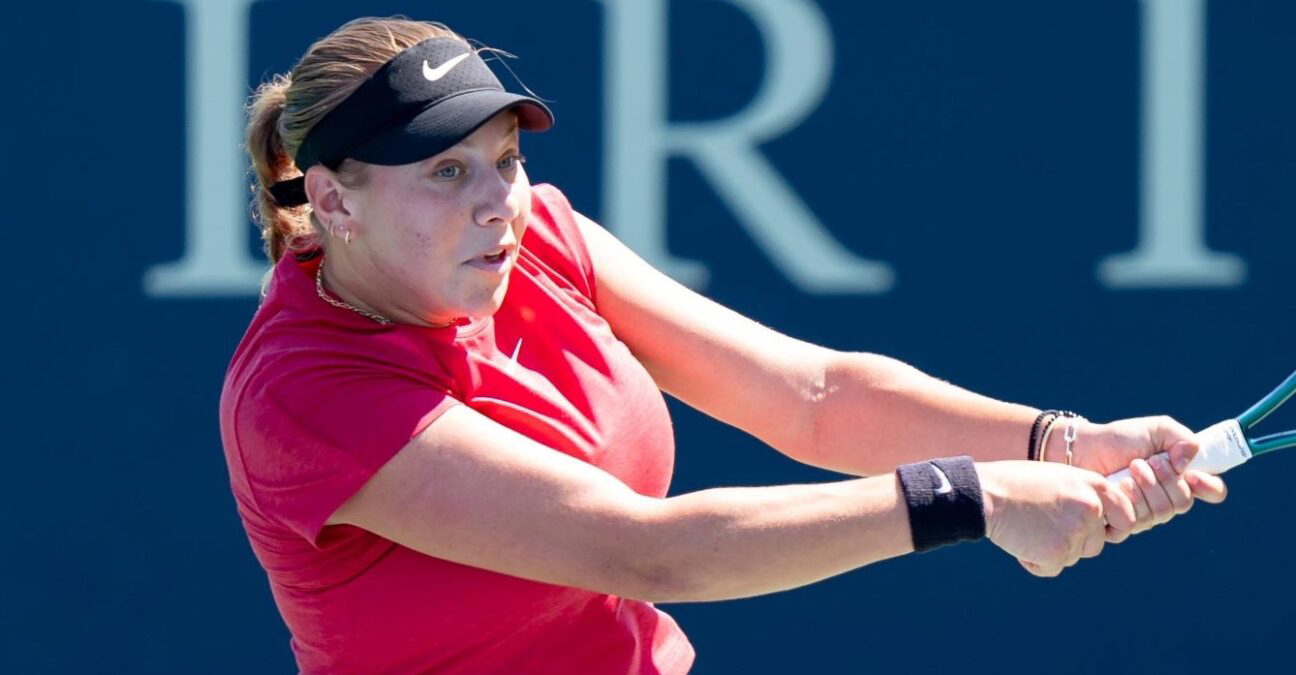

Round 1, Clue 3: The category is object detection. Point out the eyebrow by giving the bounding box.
[481,119,519,149]
[437,118,520,159]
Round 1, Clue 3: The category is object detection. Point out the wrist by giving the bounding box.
[896,456,987,552]
[1028,409,1083,461]
[978,464,1000,538]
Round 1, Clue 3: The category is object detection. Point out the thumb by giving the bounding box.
[1149,415,1196,452]
[1168,439,1200,473]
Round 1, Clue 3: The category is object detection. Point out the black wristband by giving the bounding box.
[896,456,987,552]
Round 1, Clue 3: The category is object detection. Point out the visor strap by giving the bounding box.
[269,176,308,208]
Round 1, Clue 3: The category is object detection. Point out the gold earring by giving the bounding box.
[344,229,351,245]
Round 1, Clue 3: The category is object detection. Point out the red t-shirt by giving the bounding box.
[219,185,695,674]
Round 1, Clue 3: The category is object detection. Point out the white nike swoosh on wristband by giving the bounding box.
[931,464,953,494]
[423,54,471,82]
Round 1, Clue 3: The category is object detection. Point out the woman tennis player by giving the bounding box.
[220,17,1226,674]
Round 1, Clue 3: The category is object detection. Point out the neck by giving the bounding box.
[320,250,455,329]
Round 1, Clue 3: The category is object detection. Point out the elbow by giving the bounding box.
[798,350,875,462]
[612,557,701,604]
[782,348,845,466]
[801,351,924,469]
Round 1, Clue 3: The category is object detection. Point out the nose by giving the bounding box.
[473,167,520,228]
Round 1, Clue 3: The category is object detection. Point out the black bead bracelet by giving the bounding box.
[1028,410,1082,461]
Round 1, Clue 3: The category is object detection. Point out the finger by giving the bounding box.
[1168,440,1201,474]
[1064,542,1084,569]
[1095,478,1137,533]
[1185,470,1228,504]
[1021,559,1063,578]
[1149,452,1194,515]
[1094,479,1136,543]
[1064,495,1102,567]
[1130,458,1175,527]
[1105,522,1132,545]
[1066,500,1100,567]
[1118,475,1151,534]
[1058,535,1082,570]
[1081,523,1106,559]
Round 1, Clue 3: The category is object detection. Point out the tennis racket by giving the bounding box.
[1106,369,1296,484]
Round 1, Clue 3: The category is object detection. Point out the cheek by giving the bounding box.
[511,185,533,236]
[382,203,470,260]
[374,221,437,271]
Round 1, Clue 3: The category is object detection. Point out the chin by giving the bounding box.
[485,276,512,313]
[458,276,513,320]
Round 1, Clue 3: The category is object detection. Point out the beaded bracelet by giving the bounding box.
[1029,410,1082,460]
[1037,416,1063,462]
[1035,412,1086,462]
[1028,411,1058,460]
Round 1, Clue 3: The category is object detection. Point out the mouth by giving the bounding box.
[466,244,517,272]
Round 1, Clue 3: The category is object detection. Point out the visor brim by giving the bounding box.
[347,90,553,167]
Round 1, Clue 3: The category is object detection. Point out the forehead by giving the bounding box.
[450,112,520,152]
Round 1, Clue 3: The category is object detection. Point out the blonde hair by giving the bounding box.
[245,17,469,263]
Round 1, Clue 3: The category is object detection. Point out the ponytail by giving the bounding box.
[246,74,314,264]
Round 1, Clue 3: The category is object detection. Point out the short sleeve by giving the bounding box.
[229,356,458,545]
[523,184,598,304]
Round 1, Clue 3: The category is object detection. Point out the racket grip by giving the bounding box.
[1106,419,1252,484]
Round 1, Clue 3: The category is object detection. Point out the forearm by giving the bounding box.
[788,351,1037,475]
[629,475,913,603]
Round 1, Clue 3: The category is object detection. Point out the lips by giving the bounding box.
[466,243,518,272]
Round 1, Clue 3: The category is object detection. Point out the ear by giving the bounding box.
[303,166,356,231]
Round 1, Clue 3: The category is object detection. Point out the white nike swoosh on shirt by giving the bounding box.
[931,464,953,495]
[504,339,523,374]
[423,53,471,82]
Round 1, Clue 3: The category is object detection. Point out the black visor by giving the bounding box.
[270,37,553,207]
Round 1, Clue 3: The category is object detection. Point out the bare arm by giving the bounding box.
[805,353,1040,472]
[329,404,1133,599]
[328,403,914,603]
[576,214,1226,523]
[577,213,1035,475]
[326,212,1213,597]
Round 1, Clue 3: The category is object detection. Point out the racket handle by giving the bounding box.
[1106,419,1252,484]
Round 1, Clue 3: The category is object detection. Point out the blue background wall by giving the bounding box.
[7,1,1294,672]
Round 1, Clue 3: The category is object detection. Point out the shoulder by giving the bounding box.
[221,297,465,461]
[522,183,597,302]
[219,322,462,542]
[529,182,576,224]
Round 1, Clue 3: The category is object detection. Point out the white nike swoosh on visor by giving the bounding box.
[423,53,472,82]
[931,464,953,495]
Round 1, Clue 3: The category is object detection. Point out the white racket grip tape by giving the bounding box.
[1106,419,1252,485]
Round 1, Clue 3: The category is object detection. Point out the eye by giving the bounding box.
[498,154,527,171]
[432,163,463,180]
